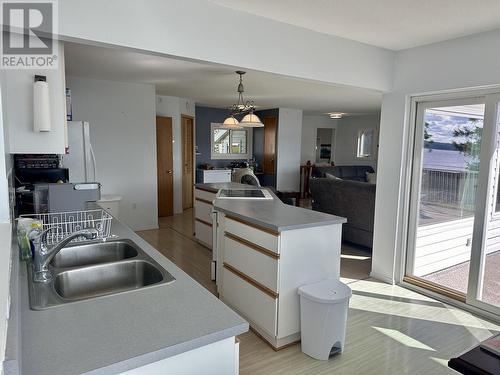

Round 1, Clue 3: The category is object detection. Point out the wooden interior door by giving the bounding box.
[263,116,278,174]
[156,116,174,217]
[181,115,194,210]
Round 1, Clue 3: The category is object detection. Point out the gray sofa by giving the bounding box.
[311,165,374,181]
[309,165,376,248]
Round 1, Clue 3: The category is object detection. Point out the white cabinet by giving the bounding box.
[2,41,67,154]
[216,212,342,349]
[120,337,239,375]
[198,169,232,183]
[194,188,216,249]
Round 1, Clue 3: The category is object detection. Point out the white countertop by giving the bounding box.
[15,218,248,375]
[196,183,347,231]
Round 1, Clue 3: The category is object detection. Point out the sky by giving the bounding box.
[424,113,483,144]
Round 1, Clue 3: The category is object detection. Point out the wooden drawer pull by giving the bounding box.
[224,232,279,260]
[226,215,279,236]
[223,262,278,299]
[195,197,213,205]
[195,218,212,227]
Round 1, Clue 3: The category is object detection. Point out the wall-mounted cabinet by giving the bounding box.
[1,42,67,154]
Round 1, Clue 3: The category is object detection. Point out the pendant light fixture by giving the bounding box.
[222,115,242,128]
[223,71,264,128]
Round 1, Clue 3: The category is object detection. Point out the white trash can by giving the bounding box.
[97,194,123,219]
[298,279,352,360]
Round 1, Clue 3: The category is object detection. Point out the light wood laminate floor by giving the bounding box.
[138,210,499,375]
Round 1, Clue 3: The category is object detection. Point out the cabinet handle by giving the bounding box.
[223,262,278,299]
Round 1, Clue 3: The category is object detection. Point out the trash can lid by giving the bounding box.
[298,279,352,304]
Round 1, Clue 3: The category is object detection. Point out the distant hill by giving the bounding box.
[425,141,457,151]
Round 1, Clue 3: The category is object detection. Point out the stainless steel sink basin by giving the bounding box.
[51,240,138,268]
[27,239,175,310]
[54,260,166,300]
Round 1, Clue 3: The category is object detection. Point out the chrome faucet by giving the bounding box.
[32,227,99,283]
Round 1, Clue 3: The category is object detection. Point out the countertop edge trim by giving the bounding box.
[83,323,249,375]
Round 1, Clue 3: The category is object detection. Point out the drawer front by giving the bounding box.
[221,266,277,337]
[194,188,216,202]
[224,234,279,292]
[195,220,212,248]
[225,216,279,254]
[194,199,212,223]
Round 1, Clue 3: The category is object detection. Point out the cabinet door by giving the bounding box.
[263,117,278,174]
[221,266,278,337]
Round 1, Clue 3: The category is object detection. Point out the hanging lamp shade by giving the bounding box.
[222,115,242,128]
[240,112,264,127]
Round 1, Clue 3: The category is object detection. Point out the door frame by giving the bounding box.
[181,114,195,211]
[400,87,500,319]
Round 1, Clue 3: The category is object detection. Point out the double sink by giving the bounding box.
[28,239,175,310]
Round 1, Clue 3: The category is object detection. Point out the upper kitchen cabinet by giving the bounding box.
[1,41,67,154]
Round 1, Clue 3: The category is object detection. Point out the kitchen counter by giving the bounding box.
[16,218,248,375]
[196,183,346,232]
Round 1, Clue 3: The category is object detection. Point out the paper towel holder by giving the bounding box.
[34,75,51,132]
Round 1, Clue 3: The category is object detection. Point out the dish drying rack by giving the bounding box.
[20,209,113,245]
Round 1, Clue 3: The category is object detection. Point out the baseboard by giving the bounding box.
[369,270,395,285]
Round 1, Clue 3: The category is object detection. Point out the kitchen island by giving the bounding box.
[6,215,248,375]
[195,183,346,349]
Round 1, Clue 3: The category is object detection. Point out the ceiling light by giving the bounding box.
[222,115,242,128]
[240,112,264,127]
[223,71,264,128]
[329,112,344,119]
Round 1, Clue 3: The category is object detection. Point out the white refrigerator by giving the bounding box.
[63,121,97,183]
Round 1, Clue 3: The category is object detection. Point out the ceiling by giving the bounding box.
[208,0,500,50]
[64,43,382,115]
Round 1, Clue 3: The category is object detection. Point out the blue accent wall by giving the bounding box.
[195,106,232,169]
[195,105,279,187]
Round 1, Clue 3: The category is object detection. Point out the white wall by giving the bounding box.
[156,96,196,214]
[66,76,157,231]
[372,29,500,284]
[277,108,303,191]
[335,114,380,170]
[58,0,394,93]
[1,42,66,154]
[0,83,10,223]
[300,115,337,165]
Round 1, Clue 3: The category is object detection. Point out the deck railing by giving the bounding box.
[420,168,479,209]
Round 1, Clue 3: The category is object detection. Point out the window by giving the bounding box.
[357,129,374,158]
[211,123,252,159]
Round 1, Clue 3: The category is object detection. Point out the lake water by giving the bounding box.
[422,149,473,172]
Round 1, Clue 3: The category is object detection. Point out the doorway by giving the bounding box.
[181,115,194,210]
[405,93,500,316]
[156,116,174,217]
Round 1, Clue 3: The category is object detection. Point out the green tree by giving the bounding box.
[452,118,483,171]
[424,122,434,150]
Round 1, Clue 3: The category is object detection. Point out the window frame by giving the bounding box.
[356,128,375,159]
[210,123,253,160]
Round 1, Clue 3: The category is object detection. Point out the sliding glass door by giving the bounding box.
[467,95,500,314]
[406,93,500,316]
